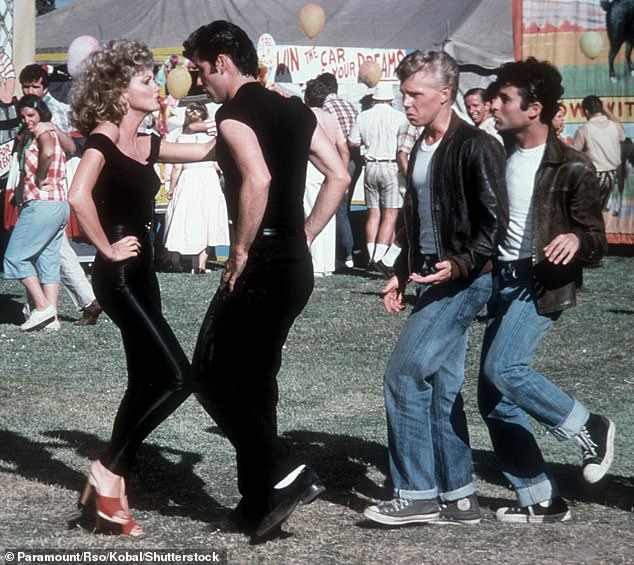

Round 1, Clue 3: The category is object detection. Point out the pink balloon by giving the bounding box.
[67,35,102,77]
[359,60,381,87]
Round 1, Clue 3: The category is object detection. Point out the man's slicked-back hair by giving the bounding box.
[183,20,259,78]
[395,50,459,102]
[495,57,564,125]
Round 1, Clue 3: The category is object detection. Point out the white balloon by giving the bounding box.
[67,35,102,77]
[579,31,604,60]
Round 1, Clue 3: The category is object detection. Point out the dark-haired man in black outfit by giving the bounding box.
[183,21,349,540]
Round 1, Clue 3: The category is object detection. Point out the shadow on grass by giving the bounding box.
[279,433,634,515]
[0,428,227,529]
[472,448,634,512]
[284,429,390,512]
[46,429,226,521]
[0,293,25,324]
[2,427,630,533]
[0,293,78,325]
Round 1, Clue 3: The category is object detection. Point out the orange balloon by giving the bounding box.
[359,60,381,88]
[299,3,326,39]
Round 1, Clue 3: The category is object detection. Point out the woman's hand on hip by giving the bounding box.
[103,236,141,262]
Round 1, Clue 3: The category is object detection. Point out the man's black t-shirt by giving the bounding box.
[215,82,317,231]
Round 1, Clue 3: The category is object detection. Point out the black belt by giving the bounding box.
[260,226,303,238]
[366,158,397,163]
[495,258,533,282]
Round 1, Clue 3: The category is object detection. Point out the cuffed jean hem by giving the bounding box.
[439,480,477,503]
[515,477,560,507]
[550,398,590,440]
[394,486,438,501]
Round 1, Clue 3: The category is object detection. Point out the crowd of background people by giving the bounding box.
[0,44,629,329]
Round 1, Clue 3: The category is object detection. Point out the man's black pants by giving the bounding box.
[191,232,314,513]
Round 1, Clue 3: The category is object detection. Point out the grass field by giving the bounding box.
[0,257,633,564]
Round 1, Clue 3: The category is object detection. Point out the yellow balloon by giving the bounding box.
[166,66,192,99]
[579,31,604,60]
[299,3,326,39]
[359,60,381,88]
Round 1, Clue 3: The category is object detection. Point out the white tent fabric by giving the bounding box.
[36,0,513,67]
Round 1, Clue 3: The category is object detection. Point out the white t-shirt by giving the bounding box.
[498,143,546,261]
[411,136,442,254]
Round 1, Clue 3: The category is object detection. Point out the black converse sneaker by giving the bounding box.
[363,497,439,525]
[432,494,481,525]
[496,496,571,524]
[575,413,615,484]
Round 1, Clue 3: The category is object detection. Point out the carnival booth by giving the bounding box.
[31,0,515,265]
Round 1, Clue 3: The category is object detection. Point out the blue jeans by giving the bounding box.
[384,271,492,502]
[478,266,589,506]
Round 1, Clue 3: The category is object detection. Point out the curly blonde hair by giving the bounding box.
[70,39,155,135]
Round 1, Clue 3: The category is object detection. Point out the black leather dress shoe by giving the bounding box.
[254,465,325,539]
[228,497,285,542]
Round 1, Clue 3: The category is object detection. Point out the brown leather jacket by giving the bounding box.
[526,133,607,314]
[394,112,508,283]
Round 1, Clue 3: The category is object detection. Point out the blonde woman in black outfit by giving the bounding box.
[69,39,214,536]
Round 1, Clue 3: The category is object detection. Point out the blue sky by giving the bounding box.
[56,0,76,8]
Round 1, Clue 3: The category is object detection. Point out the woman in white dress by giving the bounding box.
[304,79,349,276]
[164,102,229,273]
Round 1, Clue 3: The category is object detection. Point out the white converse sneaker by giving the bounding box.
[20,305,56,331]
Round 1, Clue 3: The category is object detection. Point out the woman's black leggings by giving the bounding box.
[92,242,190,477]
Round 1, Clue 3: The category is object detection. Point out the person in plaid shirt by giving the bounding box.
[317,72,357,268]
[3,95,69,331]
[319,73,358,138]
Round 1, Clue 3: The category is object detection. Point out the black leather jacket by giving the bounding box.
[394,112,508,283]
[524,133,606,314]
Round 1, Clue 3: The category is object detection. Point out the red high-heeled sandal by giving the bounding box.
[77,462,143,537]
